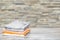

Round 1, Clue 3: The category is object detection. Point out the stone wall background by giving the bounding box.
[0,0,60,28]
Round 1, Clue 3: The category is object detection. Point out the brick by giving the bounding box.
[47,5,60,8]
[20,17,37,23]
[29,23,37,28]
[52,3,60,5]
[52,0,60,2]
[41,3,51,6]
[24,0,39,5]
[36,24,50,28]
[37,18,48,25]
[39,0,50,3]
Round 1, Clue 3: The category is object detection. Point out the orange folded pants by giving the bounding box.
[3,28,30,36]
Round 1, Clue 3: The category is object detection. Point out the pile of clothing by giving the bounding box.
[3,20,30,36]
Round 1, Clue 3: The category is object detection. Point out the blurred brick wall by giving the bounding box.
[0,0,60,28]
